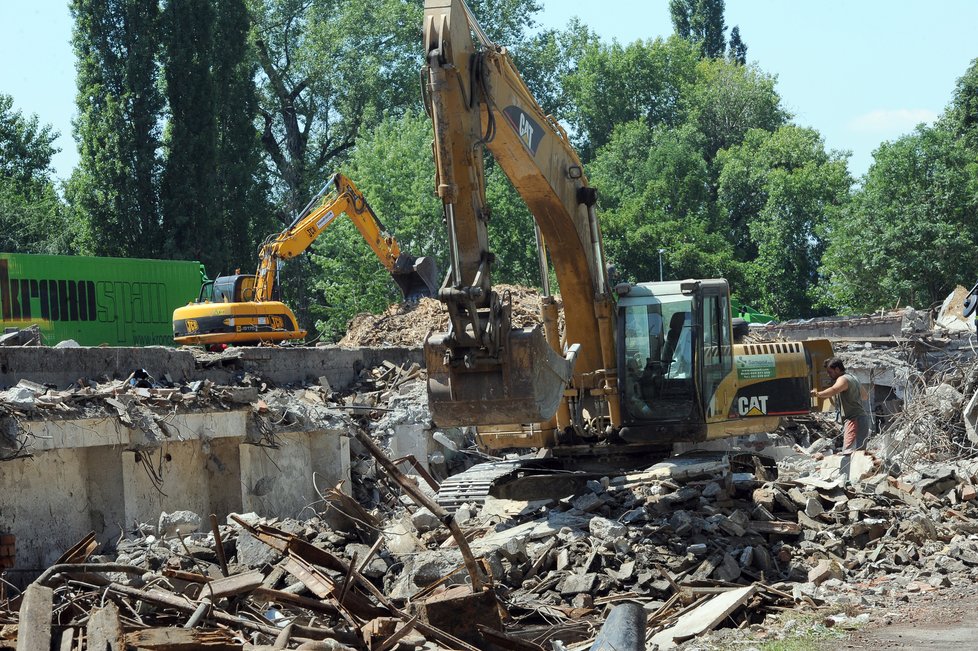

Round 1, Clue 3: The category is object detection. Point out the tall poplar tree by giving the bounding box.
[213,0,273,275]
[669,0,727,60]
[160,0,219,270]
[69,0,164,258]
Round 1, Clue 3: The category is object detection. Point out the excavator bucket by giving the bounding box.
[391,255,439,302]
[425,326,576,426]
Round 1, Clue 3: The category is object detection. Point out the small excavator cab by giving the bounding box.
[209,274,257,303]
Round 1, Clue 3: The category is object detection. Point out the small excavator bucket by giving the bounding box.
[425,326,575,426]
[391,255,439,301]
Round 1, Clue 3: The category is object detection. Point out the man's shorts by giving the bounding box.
[842,415,870,453]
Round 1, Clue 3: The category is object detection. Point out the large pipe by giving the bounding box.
[589,602,646,651]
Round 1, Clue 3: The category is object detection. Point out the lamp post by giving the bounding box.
[658,249,665,281]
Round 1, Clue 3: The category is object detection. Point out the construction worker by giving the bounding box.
[811,356,869,453]
[811,356,869,485]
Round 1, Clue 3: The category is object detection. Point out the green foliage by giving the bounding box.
[670,0,727,59]
[818,124,977,313]
[684,58,789,162]
[157,0,269,276]
[718,126,852,317]
[0,94,59,197]
[484,160,541,287]
[945,58,978,149]
[70,0,165,258]
[0,179,77,254]
[512,20,599,119]
[0,93,76,253]
[728,25,747,65]
[248,0,421,214]
[308,111,444,341]
[563,36,700,158]
[590,119,744,286]
[213,0,274,275]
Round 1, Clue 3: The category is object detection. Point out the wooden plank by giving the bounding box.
[124,627,240,650]
[648,585,756,650]
[87,601,124,651]
[199,569,263,599]
[16,584,53,651]
[748,520,802,535]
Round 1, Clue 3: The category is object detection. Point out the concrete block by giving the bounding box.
[240,432,315,519]
[588,517,628,540]
[559,572,597,596]
[158,510,202,538]
[808,559,843,585]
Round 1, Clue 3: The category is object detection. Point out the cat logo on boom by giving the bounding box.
[737,395,769,416]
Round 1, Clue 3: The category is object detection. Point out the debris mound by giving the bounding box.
[338,284,555,347]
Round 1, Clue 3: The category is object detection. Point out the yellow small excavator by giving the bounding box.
[172,174,438,346]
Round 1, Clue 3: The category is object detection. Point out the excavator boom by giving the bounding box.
[423,0,613,429]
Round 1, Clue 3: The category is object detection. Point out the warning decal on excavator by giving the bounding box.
[502,106,543,156]
[736,354,776,380]
[316,210,337,230]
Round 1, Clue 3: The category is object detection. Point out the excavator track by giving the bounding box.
[435,459,535,512]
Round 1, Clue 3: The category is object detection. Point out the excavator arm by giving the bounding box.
[253,173,438,303]
[173,173,437,346]
[423,0,619,432]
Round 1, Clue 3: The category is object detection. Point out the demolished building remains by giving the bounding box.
[1,292,978,649]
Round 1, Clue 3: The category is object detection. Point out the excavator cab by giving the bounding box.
[618,279,825,444]
[617,281,706,429]
[204,274,258,303]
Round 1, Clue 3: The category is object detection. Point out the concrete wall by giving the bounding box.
[0,345,422,391]
[0,410,351,583]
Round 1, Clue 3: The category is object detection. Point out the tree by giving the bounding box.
[0,94,59,197]
[818,125,976,313]
[727,25,747,65]
[69,0,165,258]
[213,0,274,275]
[945,58,978,148]
[562,35,700,158]
[160,0,220,270]
[0,96,74,254]
[249,0,542,328]
[717,126,852,317]
[670,0,727,59]
[511,19,598,121]
[158,0,270,276]
[683,58,788,163]
[589,119,744,286]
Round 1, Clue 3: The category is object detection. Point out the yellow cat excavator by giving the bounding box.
[421,0,833,475]
[173,173,438,346]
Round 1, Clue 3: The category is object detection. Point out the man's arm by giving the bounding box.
[811,375,849,399]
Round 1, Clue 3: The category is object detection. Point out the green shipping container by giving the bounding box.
[0,253,204,346]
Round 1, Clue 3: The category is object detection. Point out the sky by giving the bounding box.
[1,1,976,182]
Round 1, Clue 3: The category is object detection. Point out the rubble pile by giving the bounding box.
[339,285,558,347]
[4,312,978,647]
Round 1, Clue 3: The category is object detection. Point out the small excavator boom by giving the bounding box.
[173,173,437,346]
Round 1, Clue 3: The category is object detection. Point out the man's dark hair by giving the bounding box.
[824,356,846,372]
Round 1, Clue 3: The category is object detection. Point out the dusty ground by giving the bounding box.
[828,587,978,650]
